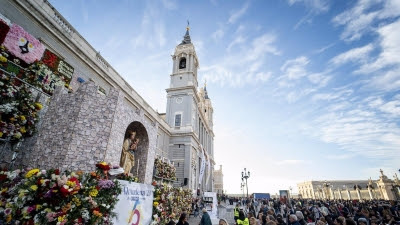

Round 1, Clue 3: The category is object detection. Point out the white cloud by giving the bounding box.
[161,0,177,10]
[304,91,400,162]
[228,2,250,24]
[202,33,278,87]
[332,0,400,41]
[357,19,400,73]
[281,56,309,80]
[130,1,167,49]
[275,159,307,165]
[227,35,246,51]
[288,0,330,29]
[330,44,374,65]
[312,89,353,101]
[212,28,224,41]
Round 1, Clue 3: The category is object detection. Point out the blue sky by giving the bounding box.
[49,0,400,194]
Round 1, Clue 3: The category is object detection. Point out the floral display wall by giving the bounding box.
[0,162,122,225]
[154,157,176,181]
[3,24,45,64]
[151,182,193,225]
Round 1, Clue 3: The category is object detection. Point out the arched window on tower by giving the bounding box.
[179,57,186,69]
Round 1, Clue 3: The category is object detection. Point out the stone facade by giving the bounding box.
[0,0,215,189]
[213,165,224,194]
[297,170,400,200]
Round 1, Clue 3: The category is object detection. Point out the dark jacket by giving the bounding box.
[200,212,212,225]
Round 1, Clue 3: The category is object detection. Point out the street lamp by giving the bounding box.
[241,168,250,198]
[241,182,245,198]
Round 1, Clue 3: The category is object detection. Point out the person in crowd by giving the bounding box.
[177,213,189,225]
[235,203,241,222]
[296,211,307,225]
[276,214,286,225]
[168,221,177,225]
[289,214,302,225]
[250,217,258,225]
[258,213,264,225]
[237,210,250,225]
[219,218,229,225]
[200,208,212,225]
[262,215,268,225]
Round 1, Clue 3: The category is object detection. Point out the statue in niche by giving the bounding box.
[120,131,140,174]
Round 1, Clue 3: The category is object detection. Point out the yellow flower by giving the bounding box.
[0,132,3,138]
[36,204,42,210]
[66,180,76,188]
[25,169,40,178]
[58,215,66,222]
[89,188,98,197]
[34,102,43,110]
[30,185,38,191]
[153,201,159,207]
[72,197,81,206]
[6,214,12,223]
[0,56,7,63]
[20,115,26,121]
[20,127,26,134]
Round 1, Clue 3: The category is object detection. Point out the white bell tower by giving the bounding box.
[170,24,199,89]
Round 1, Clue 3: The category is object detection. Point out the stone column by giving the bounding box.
[312,189,316,199]
[368,187,374,200]
[356,188,362,200]
[330,187,335,199]
[347,188,351,200]
[338,188,342,200]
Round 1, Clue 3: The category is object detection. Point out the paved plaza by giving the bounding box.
[188,203,236,225]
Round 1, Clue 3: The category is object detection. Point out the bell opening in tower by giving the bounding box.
[179,57,186,69]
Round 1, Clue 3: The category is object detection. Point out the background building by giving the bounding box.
[0,0,215,192]
[297,169,400,200]
[213,165,224,194]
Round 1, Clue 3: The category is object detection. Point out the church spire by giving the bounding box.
[180,20,191,45]
[204,80,209,99]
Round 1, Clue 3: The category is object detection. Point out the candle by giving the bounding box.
[136,159,140,177]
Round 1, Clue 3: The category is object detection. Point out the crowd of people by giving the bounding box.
[229,197,400,225]
[164,196,400,225]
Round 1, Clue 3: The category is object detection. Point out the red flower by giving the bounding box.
[0,174,7,181]
[60,186,69,197]
[54,169,60,175]
[96,162,110,171]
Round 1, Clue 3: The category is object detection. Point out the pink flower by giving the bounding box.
[3,24,45,64]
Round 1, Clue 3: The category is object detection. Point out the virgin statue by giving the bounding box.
[120,131,140,174]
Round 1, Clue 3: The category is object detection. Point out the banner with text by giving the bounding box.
[112,180,154,225]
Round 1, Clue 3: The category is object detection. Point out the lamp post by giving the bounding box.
[241,168,250,198]
[241,182,245,198]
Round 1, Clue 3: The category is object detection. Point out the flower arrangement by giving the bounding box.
[154,157,176,181]
[151,182,193,225]
[0,162,122,225]
[0,70,42,141]
[3,24,45,64]
[41,49,60,71]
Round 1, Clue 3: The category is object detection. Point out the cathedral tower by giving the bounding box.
[166,25,215,192]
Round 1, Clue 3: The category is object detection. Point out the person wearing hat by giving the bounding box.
[200,208,212,225]
[358,218,368,225]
